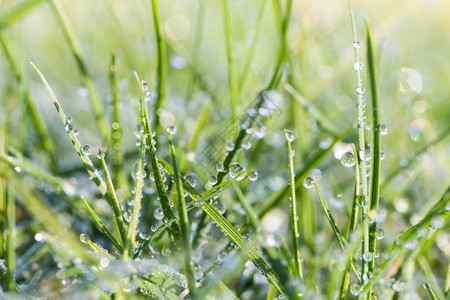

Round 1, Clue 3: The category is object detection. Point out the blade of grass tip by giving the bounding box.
[0,34,56,168]
[109,54,125,188]
[79,233,115,259]
[98,150,126,246]
[417,256,445,300]
[360,187,450,294]
[339,144,361,299]
[222,0,239,125]
[168,132,196,297]
[423,280,438,300]
[365,20,381,275]
[80,196,123,253]
[150,0,167,136]
[49,0,110,144]
[0,0,45,29]
[284,130,303,280]
[30,62,107,195]
[134,72,180,240]
[6,185,16,291]
[238,0,268,95]
[259,123,353,219]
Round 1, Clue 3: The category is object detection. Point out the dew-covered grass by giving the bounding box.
[0,0,449,299]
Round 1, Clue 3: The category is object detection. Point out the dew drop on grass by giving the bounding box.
[380,151,386,160]
[153,207,164,220]
[65,122,73,133]
[135,124,144,139]
[379,123,388,136]
[375,227,384,240]
[353,41,361,49]
[214,202,226,215]
[94,168,103,178]
[359,148,372,162]
[341,152,355,168]
[303,176,314,189]
[208,175,218,185]
[161,246,171,256]
[350,282,361,296]
[167,125,177,135]
[249,122,266,139]
[356,87,365,95]
[79,233,88,244]
[184,174,197,187]
[73,129,79,136]
[142,80,149,94]
[229,162,246,181]
[216,163,224,172]
[97,149,105,159]
[363,252,373,262]
[248,170,258,181]
[81,145,92,156]
[284,130,295,142]
[226,141,235,152]
[247,108,257,117]
[392,280,405,292]
[354,62,363,71]
[216,251,227,262]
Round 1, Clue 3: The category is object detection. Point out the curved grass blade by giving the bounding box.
[168,133,197,296]
[0,0,45,29]
[30,62,107,195]
[80,196,123,253]
[49,0,110,143]
[150,0,168,136]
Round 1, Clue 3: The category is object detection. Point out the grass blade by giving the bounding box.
[150,0,168,136]
[168,133,197,296]
[0,0,45,29]
[30,62,108,195]
[423,280,438,300]
[6,185,15,291]
[49,0,110,143]
[80,195,123,254]
[79,233,114,259]
[284,130,303,279]
[0,123,5,260]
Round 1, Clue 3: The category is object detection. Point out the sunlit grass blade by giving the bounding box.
[0,0,45,29]
[284,130,303,280]
[80,196,123,253]
[134,72,180,240]
[79,233,115,259]
[49,0,110,143]
[167,133,196,296]
[30,62,107,195]
[150,0,168,136]
[0,34,56,168]
[361,186,449,294]
[221,0,239,123]
[98,152,126,246]
[423,280,438,300]
[365,20,381,275]
[417,256,445,300]
[259,123,353,218]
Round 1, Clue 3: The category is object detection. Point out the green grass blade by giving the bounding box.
[423,280,438,300]
[418,256,445,300]
[0,34,56,168]
[365,20,381,275]
[285,130,303,279]
[0,123,5,260]
[30,62,108,195]
[150,0,168,136]
[79,233,115,259]
[49,0,110,143]
[99,152,126,245]
[134,72,180,240]
[6,185,15,291]
[233,186,260,229]
[0,0,45,29]
[221,0,239,123]
[168,133,196,296]
[80,196,123,253]
[109,54,125,188]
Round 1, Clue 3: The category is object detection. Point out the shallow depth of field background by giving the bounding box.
[0,0,449,298]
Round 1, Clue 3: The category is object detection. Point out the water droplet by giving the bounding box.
[284,130,295,142]
[354,62,363,71]
[135,124,144,139]
[81,145,92,156]
[249,122,266,139]
[229,163,246,181]
[142,80,149,94]
[350,282,361,296]
[248,170,258,181]
[167,125,177,135]
[65,122,73,133]
[97,149,105,159]
[240,120,250,130]
[380,151,385,160]
[216,251,227,262]
[216,163,224,172]
[353,41,361,49]
[161,246,171,256]
[341,152,355,168]
[392,280,405,292]
[303,176,314,189]
[356,195,366,207]
[379,123,388,136]
[262,90,283,111]
[375,227,384,240]
[184,174,197,187]
[73,129,79,136]
[208,176,218,185]
[356,87,365,95]
[359,148,372,162]
[153,207,164,220]
[247,108,257,117]
[363,252,373,262]
[226,141,235,152]
[79,233,88,244]
[214,202,226,214]
[94,168,103,178]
